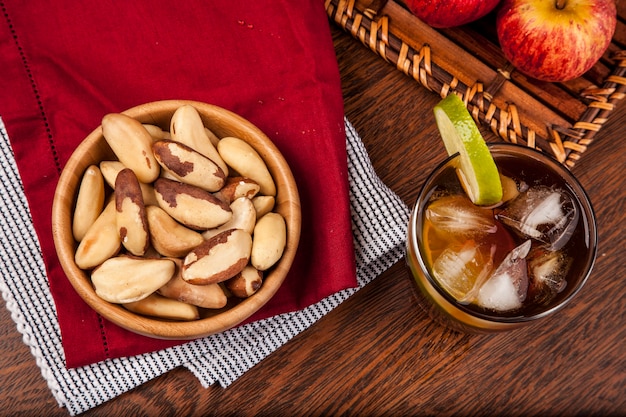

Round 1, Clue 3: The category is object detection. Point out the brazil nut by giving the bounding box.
[202,196,256,239]
[101,113,160,183]
[153,139,225,192]
[158,258,228,309]
[91,255,176,304]
[251,195,275,219]
[146,205,204,257]
[182,229,252,285]
[115,168,149,256]
[123,293,200,321]
[213,176,260,204]
[153,178,232,230]
[170,104,229,176]
[251,212,286,271]
[225,265,263,298]
[75,200,121,269]
[72,164,105,242]
[217,136,276,196]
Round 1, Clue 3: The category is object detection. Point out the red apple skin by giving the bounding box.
[496,0,617,82]
[404,0,501,28]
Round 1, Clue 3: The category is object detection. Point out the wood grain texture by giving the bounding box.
[1,25,624,416]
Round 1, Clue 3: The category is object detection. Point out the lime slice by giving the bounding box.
[433,94,502,205]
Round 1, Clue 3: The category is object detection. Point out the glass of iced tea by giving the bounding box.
[406,143,597,332]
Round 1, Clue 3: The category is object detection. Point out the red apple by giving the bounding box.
[496,0,617,82]
[404,0,501,28]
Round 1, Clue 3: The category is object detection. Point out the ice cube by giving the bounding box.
[527,246,572,305]
[476,240,531,312]
[431,240,495,303]
[427,195,498,237]
[496,186,579,251]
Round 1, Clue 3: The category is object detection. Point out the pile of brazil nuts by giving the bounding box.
[72,104,287,321]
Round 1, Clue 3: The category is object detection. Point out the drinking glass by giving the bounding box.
[406,143,597,332]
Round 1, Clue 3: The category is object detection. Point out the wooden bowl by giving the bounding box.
[51,100,301,339]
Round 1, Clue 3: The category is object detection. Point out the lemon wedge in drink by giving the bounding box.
[433,94,502,206]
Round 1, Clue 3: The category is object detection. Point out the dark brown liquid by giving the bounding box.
[421,153,591,319]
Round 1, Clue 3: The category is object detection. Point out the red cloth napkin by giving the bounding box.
[0,0,356,368]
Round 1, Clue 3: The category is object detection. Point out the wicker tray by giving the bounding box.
[327,0,626,168]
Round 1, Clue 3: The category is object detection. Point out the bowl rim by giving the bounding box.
[51,99,301,339]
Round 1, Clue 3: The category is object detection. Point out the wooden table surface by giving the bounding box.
[2,23,625,417]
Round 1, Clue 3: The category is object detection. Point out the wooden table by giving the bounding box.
[2,24,625,416]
